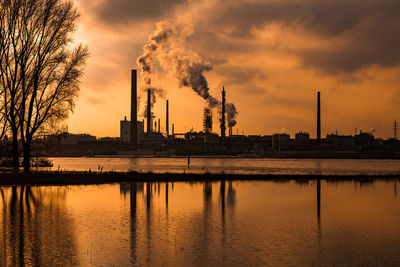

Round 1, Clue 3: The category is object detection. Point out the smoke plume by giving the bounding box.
[225,102,238,127]
[173,58,219,108]
[138,20,238,127]
[137,22,173,117]
[143,87,165,118]
[137,21,174,87]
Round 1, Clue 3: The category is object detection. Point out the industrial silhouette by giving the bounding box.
[31,69,400,159]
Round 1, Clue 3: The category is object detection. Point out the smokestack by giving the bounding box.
[158,118,160,133]
[172,123,175,135]
[221,86,226,138]
[166,100,169,135]
[147,88,152,133]
[317,91,321,141]
[131,70,138,150]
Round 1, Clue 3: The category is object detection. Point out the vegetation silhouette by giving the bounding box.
[0,0,88,172]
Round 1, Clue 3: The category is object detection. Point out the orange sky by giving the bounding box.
[67,0,400,139]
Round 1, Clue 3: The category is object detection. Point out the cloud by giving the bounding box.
[217,66,267,85]
[69,0,400,138]
[80,0,400,74]
[81,0,186,24]
[190,0,400,74]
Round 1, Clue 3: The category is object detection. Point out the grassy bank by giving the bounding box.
[0,171,399,186]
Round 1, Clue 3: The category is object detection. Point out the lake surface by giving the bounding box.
[49,157,400,175]
[0,180,399,266]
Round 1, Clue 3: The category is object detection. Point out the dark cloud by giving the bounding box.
[217,66,267,85]
[245,86,266,95]
[207,0,400,37]
[297,15,400,73]
[83,0,400,74]
[263,94,314,110]
[82,0,186,24]
[200,0,400,73]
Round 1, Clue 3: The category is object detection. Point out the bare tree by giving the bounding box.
[0,0,24,170]
[0,0,88,172]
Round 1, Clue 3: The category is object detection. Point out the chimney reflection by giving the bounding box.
[147,182,152,211]
[317,179,321,228]
[120,183,130,198]
[129,183,137,264]
[220,180,225,214]
[166,182,169,207]
[146,182,152,263]
[204,182,212,210]
[220,180,226,263]
[227,181,236,208]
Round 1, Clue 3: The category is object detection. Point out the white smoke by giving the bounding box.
[137,22,173,117]
[137,21,238,126]
[226,102,238,127]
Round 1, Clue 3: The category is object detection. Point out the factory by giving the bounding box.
[40,69,400,158]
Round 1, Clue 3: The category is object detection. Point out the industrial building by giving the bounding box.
[120,116,144,143]
[37,71,400,159]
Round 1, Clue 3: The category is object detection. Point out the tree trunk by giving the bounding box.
[23,141,31,173]
[12,130,19,172]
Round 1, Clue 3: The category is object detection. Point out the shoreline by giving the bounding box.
[0,171,399,186]
[44,154,400,159]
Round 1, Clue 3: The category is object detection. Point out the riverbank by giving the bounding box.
[0,171,399,186]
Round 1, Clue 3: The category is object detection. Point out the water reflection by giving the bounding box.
[1,179,399,266]
[0,186,78,266]
[129,183,137,265]
[317,179,321,227]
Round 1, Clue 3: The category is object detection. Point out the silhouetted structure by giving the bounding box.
[166,100,169,135]
[120,117,144,143]
[221,87,226,138]
[131,70,138,150]
[272,134,290,151]
[295,132,310,151]
[203,108,213,134]
[39,84,400,158]
[147,89,152,133]
[317,91,321,142]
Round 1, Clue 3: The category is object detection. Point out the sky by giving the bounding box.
[68,0,400,139]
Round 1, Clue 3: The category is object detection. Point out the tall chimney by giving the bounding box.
[130,70,138,150]
[166,100,169,135]
[317,91,321,141]
[147,88,152,133]
[172,124,175,135]
[220,86,226,138]
[158,118,160,133]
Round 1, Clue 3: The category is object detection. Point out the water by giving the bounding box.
[1,180,399,266]
[49,157,400,175]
